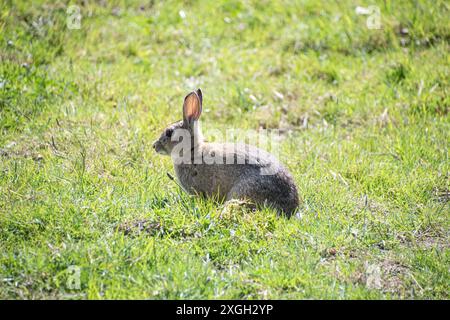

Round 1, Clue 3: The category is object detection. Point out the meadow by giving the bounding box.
[0,0,449,299]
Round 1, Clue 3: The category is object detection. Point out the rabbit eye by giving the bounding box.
[165,129,173,138]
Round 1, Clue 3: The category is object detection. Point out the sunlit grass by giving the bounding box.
[0,0,448,299]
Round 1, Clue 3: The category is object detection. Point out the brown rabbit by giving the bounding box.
[153,89,299,216]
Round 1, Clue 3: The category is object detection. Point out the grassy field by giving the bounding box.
[0,0,449,299]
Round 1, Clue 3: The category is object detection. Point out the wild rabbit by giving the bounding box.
[153,89,299,216]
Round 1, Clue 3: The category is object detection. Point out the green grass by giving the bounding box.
[0,0,449,299]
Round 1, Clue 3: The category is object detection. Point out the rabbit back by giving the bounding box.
[174,142,299,215]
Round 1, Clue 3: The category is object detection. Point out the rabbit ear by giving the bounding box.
[196,88,203,106]
[183,91,202,125]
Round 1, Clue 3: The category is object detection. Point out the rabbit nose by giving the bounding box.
[152,142,157,149]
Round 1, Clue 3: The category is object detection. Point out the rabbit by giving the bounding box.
[153,89,299,216]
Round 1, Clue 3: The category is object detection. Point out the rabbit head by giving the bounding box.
[153,89,204,157]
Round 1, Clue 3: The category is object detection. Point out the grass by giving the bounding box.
[0,0,449,299]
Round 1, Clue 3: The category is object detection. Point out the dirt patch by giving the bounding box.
[378,259,411,294]
[397,228,449,250]
[350,259,412,296]
[118,219,163,236]
[336,250,416,297]
[118,219,195,239]
[0,140,47,162]
[414,233,449,250]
